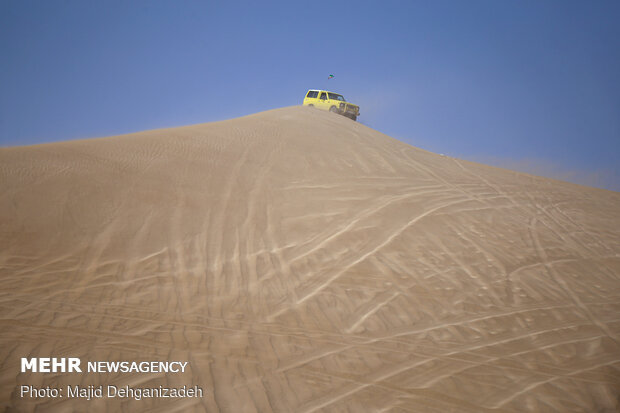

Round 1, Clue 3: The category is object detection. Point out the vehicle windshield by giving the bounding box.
[328,93,346,101]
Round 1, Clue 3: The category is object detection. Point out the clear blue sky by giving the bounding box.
[2,0,619,190]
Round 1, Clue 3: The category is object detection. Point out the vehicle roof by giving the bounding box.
[307,89,342,94]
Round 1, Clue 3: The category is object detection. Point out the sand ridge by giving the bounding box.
[1,106,620,412]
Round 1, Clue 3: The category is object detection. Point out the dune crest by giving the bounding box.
[1,106,620,412]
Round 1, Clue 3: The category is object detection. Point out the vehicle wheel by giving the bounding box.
[308,104,314,107]
[350,115,357,121]
[329,106,339,113]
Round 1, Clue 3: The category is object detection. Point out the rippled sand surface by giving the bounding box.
[1,106,619,412]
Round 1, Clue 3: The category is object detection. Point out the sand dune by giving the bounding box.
[1,106,619,412]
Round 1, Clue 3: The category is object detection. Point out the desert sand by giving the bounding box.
[1,106,619,412]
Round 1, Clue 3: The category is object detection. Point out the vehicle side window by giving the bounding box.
[306,91,318,98]
[320,92,327,100]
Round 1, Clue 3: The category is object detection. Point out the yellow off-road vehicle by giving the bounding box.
[303,90,360,121]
